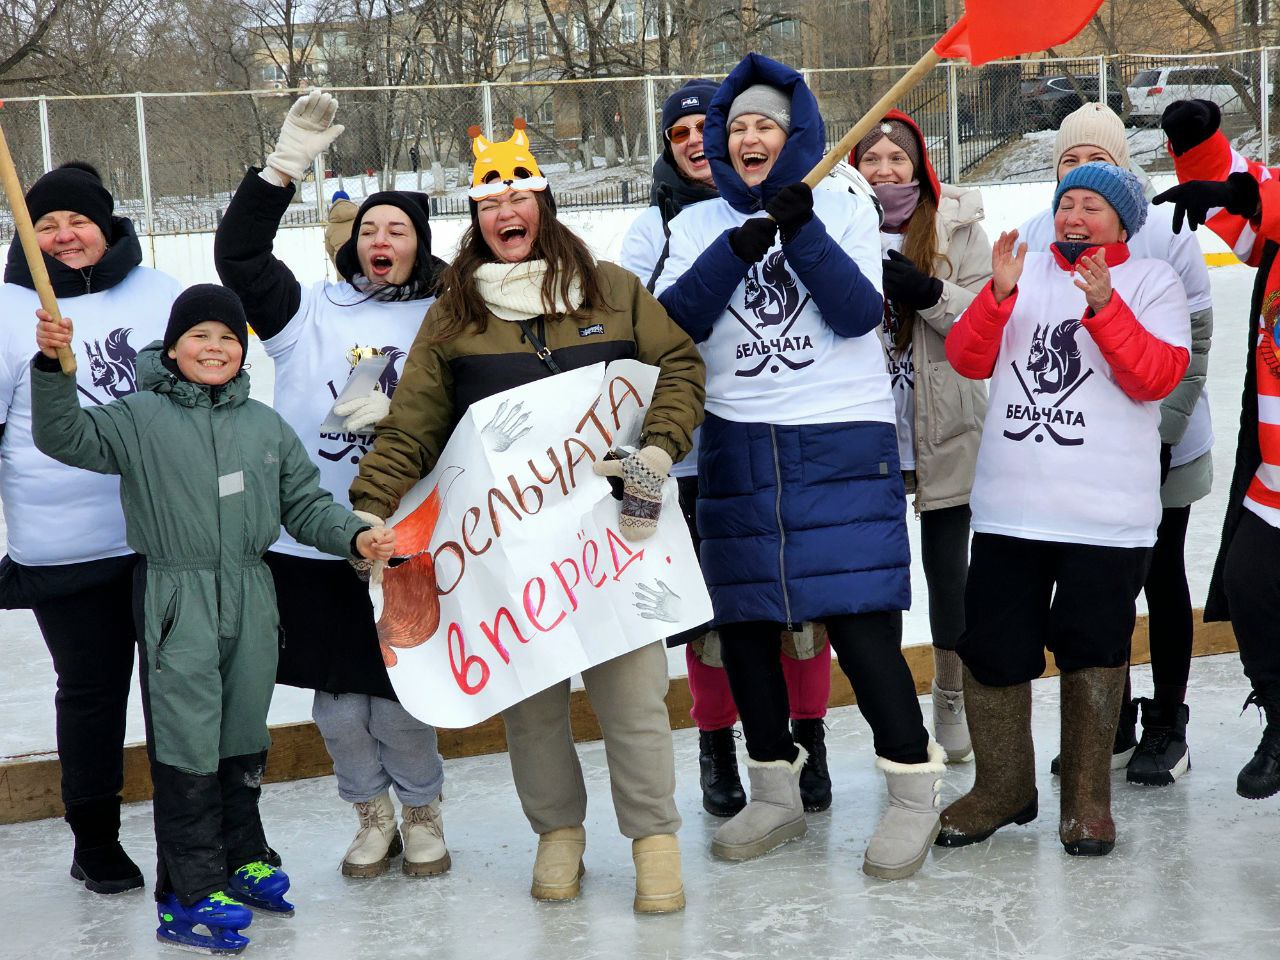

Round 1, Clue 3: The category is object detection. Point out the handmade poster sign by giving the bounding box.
[370,359,711,728]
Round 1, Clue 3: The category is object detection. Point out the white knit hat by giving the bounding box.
[1054,102,1130,173]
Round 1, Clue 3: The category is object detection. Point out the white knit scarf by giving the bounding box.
[473,259,584,322]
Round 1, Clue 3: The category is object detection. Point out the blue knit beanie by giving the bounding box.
[661,78,719,135]
[1053,161,1147,239]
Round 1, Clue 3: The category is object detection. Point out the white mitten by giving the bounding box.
[265,89,345,181]
[334,387,391,434]
[592,445,673,542]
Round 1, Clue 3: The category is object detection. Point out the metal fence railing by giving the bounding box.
[0,47,1276,239]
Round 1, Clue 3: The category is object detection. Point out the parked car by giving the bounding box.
[1126,66,1267,124]
[1022,76,1125,130]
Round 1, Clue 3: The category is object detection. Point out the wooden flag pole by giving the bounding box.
[0,104,77,376]
[801,18,967,188]
[802,51,943,188]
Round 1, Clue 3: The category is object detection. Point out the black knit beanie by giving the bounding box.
[25,162,114,239]
[164,284,249,354]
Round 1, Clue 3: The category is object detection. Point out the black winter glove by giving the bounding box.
[1160,99,1221,157]
[1153,172,1261,233]
[1160,442,1172,487]
[729,216,779,263]
[765,182,814,241]
[882,249,944,312]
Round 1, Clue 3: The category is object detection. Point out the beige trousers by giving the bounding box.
[501,640,681,839]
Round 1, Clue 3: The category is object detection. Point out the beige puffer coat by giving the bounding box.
[902,183,992,512]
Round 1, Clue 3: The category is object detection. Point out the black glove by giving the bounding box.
[1160,442,1172,486]
[1160,99,1221,157]
[1153,172,1261,233]
[766,182,814,241]
[729,217,779,263]
[882,249,944,312]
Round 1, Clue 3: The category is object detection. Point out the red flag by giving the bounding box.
[933,0,1104,66]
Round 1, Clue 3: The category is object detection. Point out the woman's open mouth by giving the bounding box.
[369,254,394,277]
[1064,232,1092,242]
[741,152,769,171]
[498,224,528,246]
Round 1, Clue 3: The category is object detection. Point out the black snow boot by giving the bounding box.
[65,796,144,894]
[1237,691,1280,800]
[1051,696,1137,776]
[791,719,832,812]
[1127,698,1190,786]
[698,728,746,817]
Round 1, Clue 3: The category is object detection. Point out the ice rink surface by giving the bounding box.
[2,655,1277,960]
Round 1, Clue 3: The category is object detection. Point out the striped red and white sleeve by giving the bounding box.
[1170,132,1277,267]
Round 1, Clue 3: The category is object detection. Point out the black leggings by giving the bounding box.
[1142,505,1193,705]
[719,612,928,765]
[1224,509,1280,694]
[33,570,138,809]
[920,504,971,651]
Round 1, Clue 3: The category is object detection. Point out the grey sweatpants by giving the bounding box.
[312,692,445,808]
[501,640,681,839]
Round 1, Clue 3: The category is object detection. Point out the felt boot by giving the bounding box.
[341,792,402,878]
[936,669,1038,846]
[1059,665,1126,856]
[530,826,586,901]
[401,796,450,877]
[863,741,946,880]
[710,747,807,861]
[631,834,685,913]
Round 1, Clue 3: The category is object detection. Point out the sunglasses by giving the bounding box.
[665,120,705,144]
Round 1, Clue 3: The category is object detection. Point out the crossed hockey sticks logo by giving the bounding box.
[1003,361,1093,446]
[725,293,815,378]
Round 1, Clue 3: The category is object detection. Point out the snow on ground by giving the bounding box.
[0,259,1259,759]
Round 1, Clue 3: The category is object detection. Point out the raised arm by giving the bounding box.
[214,91,345,339]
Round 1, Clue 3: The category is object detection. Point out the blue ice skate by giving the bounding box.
[228,860,295,916]
[156,891,252,954]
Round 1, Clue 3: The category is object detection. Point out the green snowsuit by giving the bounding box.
[32,344,367,774]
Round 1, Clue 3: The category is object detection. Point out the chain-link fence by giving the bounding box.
[1,48,1276,239]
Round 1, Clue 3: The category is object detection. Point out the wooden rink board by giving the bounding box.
[0,612,1240,825]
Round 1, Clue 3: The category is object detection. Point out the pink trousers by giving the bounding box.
[685,639,831,731]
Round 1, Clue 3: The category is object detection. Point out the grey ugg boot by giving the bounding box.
[932,682,974,763]
[863,741,946,880]
[709,747,808,862]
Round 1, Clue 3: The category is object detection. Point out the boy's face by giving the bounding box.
[167,321,243,386]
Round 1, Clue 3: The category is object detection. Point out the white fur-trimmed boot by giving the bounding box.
[341,792,402,878]
[401,796,451,877]
[863,742,946,880]
[530,826,586,901]
[709,747,807,862]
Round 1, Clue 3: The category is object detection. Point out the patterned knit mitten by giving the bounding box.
[592,446,673,542]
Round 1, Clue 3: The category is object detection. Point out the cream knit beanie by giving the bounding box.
[1054,102,1130,173]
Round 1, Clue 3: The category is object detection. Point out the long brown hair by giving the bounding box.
[890,188,951,354]
[430,191,606,342]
